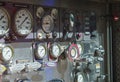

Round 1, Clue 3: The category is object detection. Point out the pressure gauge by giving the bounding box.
[51,8,58,19]
[36,7,44,18]
[0,7,10,36]
[68,44,79,61]
[36,44,46,59]
[77,43,83,55]
[1,46,14,61]
[50,43,61,58]
[14,9,33,36]
[42,15,54,33]
[70,48,77,57]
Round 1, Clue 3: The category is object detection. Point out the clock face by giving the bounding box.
[2,46,13,61]
[51,43,61,58]
[37,44,46,59]
[42,15,54,33]
[0,7,10,36]
[14,9,33,36]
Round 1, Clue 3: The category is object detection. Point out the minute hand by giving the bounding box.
[19,17,28,28]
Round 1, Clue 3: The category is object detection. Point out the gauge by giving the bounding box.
[1,46,14,61]
[69,13,74,31]
[0,7,10,36]
[70,47,77,58]
[50,43,61,58]
[36,7,44,18]
[68,44,79,61]
[14,9,33,36]
[77,43,83,55]
[42,15,54,33]
[51,8,58,19]
[36,44,46,59]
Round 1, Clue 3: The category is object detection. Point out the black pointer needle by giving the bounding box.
[0,16,4,21]
[18,17,28,28]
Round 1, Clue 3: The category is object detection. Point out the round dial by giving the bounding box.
[2,46,13,61]
[0,7,10,36]
[68,44,79,61]
[42,15,54,33]
[37,44,46,59]
[51,43,61,58]
[77,74,84,82]
[51,8,58,19]
[14,9,33,36]
[77,43,83,55]
[36,7,44,18]
[70,47,77,58]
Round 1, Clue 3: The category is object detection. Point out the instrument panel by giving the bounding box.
[0,1,106,82]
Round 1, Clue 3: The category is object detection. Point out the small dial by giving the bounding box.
[51,43,61,58]
[77,43,83,55]
[2,46,13,61]
[0,7,10,36]
[42,15,54,33]
[70,47,77,58]
[51,8,58,19]
[68,44,79,61]
[36,7,44,18]
[14,9,33,36]
[36,44,46,59]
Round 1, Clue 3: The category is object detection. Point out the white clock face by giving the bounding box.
[77,43,83,55]
[51,44,61,58]
[37,44,46,58]
[15,9,33,36]
[0,7,10,36]
[2,46,13,61]
[78,74,84,82]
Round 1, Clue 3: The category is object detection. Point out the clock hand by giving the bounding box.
[19,17,28,28]
[0,16,4,21]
